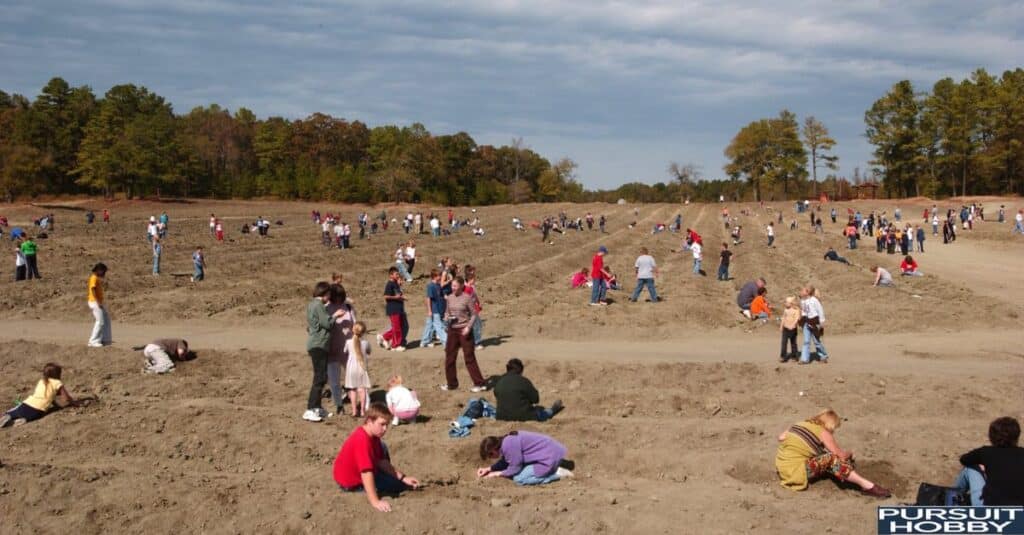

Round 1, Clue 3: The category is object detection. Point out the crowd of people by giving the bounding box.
[2,199,1021,517]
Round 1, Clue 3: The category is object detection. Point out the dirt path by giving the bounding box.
[913,237,1024,309]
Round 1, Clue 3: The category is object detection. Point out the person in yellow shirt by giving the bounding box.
[87,263,111,348]
[775,409,891,497]
[1,363,80,428]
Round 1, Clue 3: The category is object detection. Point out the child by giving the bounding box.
[378,267,407,351]
[570,268,589,289]
[691,240,703,276]
[900,255,923,276]
[332,402,420,511]
[731,225,742,245]
[1,363,80,427]
[345,322,373,417]
[14,243,27,281]
[476,431,574,486]
[152,236,162,276]
[717,243,732,281]
[779,297,801,362]
[750,287,772,321]
[766,222,775,247]
[191,246,206,282]
[385,375,420,425]
[215,219,224,242]
[327,284,357,414]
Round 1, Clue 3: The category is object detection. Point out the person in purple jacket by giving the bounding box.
[476,431,574,485]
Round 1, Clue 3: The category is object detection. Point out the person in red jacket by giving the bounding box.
[900,255,923,277]
[589,246,611,306]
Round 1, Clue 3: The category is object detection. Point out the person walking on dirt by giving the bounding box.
[589,246,611,306]
[87,263,112,347]
[440,276,487,392]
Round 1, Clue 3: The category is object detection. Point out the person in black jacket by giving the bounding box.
[493,359,563,422]
[954,416,1024,505]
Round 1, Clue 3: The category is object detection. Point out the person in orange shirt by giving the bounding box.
[750,287,773,322]
[87,263,112,347]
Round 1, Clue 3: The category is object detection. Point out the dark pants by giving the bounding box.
[307,347,329,410]
[3,402,46,426]
[15,265,26,281]
[780,328,798,359]
[25,254,40,279]
[444,327,485,389]
[341,470,409,495]
[406,259,415,276]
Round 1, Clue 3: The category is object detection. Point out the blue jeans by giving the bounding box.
[629,278,658,301]
[692,258,701,275]
[1014,222,1024,234]
[800,323,828,362]
[590,278,607,304]
[512,463,561,486]
[848,236,857,249]
[754,312,769,320]
[953,467,985,506]
[396,261,412,282]
[420,312,447,346]
[471,316,483,345]
[767,236,774,247]
[153,254,160,274]
[717,264,729,280]
[193,266,204,281]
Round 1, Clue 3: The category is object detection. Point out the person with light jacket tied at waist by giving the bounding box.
[798,286,828,364]
[440,276,487,392]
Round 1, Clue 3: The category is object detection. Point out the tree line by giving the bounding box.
[2,70,1020,205]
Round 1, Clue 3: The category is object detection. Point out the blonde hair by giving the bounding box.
[350,322,367,371]
[387,375,404,389]
[784,296,797,308]
[808,409,841,432]
[331,272,344,284]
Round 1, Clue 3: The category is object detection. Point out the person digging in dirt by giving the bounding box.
[477,431,574,485]
[493,358,563,422]
[138,338,190,374]
[1,363,85,428]
[775,408,891,497]
[333,402,420,512]
[736,277,766,319]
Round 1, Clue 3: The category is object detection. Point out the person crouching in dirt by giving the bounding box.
[333,402,420,512]
[477,431,574,485]
[775,408,891,498]
[138,338,191,374]
[494,359,564,422]
[951,416,1024,506]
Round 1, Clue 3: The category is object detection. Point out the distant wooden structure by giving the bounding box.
[853,181,880,200]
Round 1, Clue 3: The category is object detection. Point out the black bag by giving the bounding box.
[914,482,970,506]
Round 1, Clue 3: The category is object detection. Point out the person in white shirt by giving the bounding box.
[691,241,703,276]
[147,218,158,243]
[798,286,828,364]
[385,375,421,425]
[429,216,441,237]
[1014,210,1024,234]
[629,247,659,302]
[404,241,417,276]
[766,222,775,247]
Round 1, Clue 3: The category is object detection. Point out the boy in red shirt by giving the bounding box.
[589,246,611,306]
[333,402,420,512]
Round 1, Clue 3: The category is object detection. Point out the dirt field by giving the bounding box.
[0,197,1021,534]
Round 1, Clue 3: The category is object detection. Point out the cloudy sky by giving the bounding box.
[3,1,1022,189]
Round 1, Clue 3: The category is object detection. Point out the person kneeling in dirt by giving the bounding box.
[775,408,891,498]
[1,363,86,428]
[333,402,420,512]
[138,338,191,374]
[494,359,563,422]
[951,416,1024,506]
[477,431,573,485]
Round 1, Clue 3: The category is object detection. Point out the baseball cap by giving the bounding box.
[598,246,608,254]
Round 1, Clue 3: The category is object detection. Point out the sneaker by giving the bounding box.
[302,409,323,422]
[0,414,10,428]
[439,384,457,391]
[862,484,891,498]
[391,346,405,352]
[376,334,386,348]
[588,303,601,306]
[550,399,564,415]
[315,408,328,419]
[87,343,103,348]
[555,467,574,478]
[469,385,487,393]
[423,342,434,348]
[391,417,400,426]
[475,344,484,351]
[741,310,752,319]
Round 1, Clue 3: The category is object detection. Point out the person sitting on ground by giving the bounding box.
[871,265,895,287]
[140,338,190,374]
[775,408,891,497]
[606,270,620,291]
[494,358,563,422]
[750,287,772,321]
[952,416,1024,506]
[476,431,574,486]
[333,402,420,512]
[823,247,850,265]
[899,255,923,277]
[385,375,420,426]
[570,268,590,289]
[1,363,82,428]
[737,277,766,319]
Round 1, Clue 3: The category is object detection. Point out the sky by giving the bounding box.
[2,1,1022,189]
